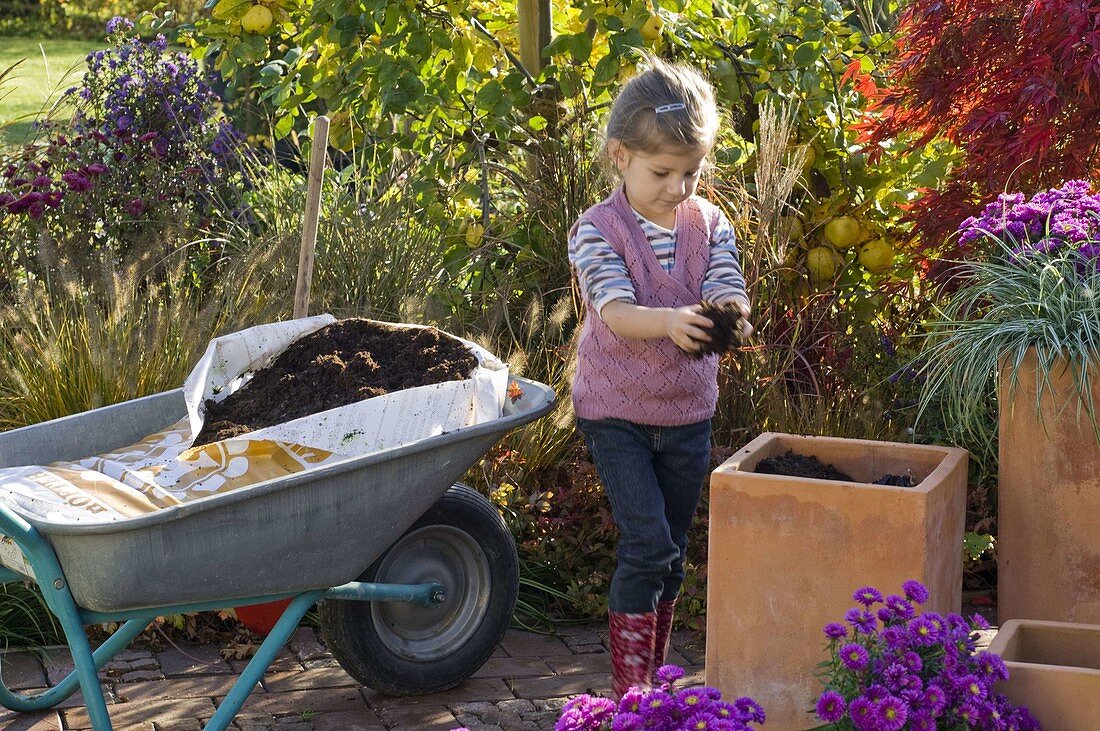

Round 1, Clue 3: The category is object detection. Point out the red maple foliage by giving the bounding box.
[857,0,1100,264]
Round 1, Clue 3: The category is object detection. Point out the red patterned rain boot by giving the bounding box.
[608,610,657,700]
[652,598,677,672]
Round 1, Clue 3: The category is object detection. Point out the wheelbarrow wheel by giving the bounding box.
[319,483,518,695]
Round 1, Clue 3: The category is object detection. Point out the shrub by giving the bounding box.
[858,0,1100,265]
[0,18,248,286]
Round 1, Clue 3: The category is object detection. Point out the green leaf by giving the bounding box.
[794,41,822,67]
[273,112,295,138]
[334,15,361,31]
[211,0,251,21]
[527,115,547,131]
[593,54,619,86]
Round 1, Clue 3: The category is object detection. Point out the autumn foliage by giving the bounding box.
[858,0,1100,261]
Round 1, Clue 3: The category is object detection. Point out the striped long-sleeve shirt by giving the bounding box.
[569,204,748,317]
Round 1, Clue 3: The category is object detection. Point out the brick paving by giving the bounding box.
[0,624,706,730]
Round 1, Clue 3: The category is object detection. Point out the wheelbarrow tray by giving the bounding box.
[0,376,554,613]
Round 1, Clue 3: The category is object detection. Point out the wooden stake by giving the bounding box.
[293,115,329,319]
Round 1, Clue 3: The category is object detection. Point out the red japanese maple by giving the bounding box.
[858,0,1100,262]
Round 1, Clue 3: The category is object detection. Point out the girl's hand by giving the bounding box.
[734,299,754,340]
[664,305,714,353]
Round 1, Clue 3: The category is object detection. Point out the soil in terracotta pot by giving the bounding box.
[755,451,854,481]
[192,319,478,447]
[754,450,915,487]
[691,301,747,358]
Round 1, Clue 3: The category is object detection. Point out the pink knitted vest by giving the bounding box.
[571,186,720,426]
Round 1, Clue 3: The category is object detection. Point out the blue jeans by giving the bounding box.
[576,416,712,614]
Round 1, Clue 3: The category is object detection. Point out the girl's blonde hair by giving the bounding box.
[603,56,720,162]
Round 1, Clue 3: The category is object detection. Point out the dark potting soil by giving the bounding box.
[755,451,854,481]
[754,450,916,487]
[691,301,747,358]
[192,319,478,447]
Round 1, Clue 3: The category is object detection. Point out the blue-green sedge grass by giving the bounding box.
[916,236,1100,459]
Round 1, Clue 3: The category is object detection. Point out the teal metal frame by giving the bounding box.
[0,502,444,730]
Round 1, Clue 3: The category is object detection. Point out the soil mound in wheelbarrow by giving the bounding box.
[193,319,478,447]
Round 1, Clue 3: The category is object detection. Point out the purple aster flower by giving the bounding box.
[884,595,915,620]
[617,687,645,714]
[126,198,145,216]
[815,690,845,722]
[106,16,135,34]
[677,687,713,714]
[975,651,1009,683]
[907,615,943,646]
[733,696,765,724]
[848,696,876,730]
[853,586,884,607]
[909,710,936,731]
[685,710,721,730]
[610,712,646,731]
[901,580,929,604]
[839,642,870,671]
[970,613,991,631]
[84,163,109,176]
[875,694,908,731]
[655,664,685,684]
[824,622,848,640]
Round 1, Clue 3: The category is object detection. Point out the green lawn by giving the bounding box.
[0,38,103,147]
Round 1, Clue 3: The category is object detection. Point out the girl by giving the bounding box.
[568,57,751,699]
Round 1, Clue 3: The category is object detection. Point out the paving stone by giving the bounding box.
[509,673,610,700]
[114,649,157,663]
[233,686,368,717]
[364,678,514,707]
[566,644,606,655]
[374,703,460,729]
[62,697,216,729]
[450,701,497,716]
[271,722,310,731]
[157,644,234,677]
[230,648,300,676]
[153,720,203,731]
[261,666,358,693]
[0,709,62,730]
[287,628,328,663]
[542,654,609,676]
[40,648,74,687]
[120,669,167,683]
[499,633,573,658]
[497,698,536,715]
[301,658,340,670]
[470,656,554,680]
[114,674,245,703]
[305,708,386,730]
[0,651,47,690]
[531,698,568,713]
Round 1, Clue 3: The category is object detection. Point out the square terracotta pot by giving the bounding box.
[988,619,1100,730]
[998,351,1100,625]
[705,432,967,730]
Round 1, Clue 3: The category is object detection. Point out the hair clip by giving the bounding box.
[654,103,687,114]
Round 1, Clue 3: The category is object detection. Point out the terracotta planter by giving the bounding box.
[988,619,1100,730]
[705,433,967,730]
[998,350,1100,625]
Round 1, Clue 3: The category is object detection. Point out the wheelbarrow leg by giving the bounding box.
[0,617,151,715]
[202,590,323,731]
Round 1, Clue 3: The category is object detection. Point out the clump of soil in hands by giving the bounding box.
[193,319,478,446]
[755,451,855,482]
[690,301,747,358]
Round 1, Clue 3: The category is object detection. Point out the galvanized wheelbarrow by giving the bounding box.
[0,376,554,730]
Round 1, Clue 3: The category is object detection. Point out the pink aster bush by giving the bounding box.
[552,664,765,730]
[810,581,1040,731]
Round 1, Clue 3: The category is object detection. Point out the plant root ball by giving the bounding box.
[690,301,747,358]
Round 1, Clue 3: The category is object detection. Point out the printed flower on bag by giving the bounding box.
[811,581,1040,731]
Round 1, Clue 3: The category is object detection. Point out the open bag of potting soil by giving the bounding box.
[0,315,509,524]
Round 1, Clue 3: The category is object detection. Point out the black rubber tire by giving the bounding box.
[319,483,518,695]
